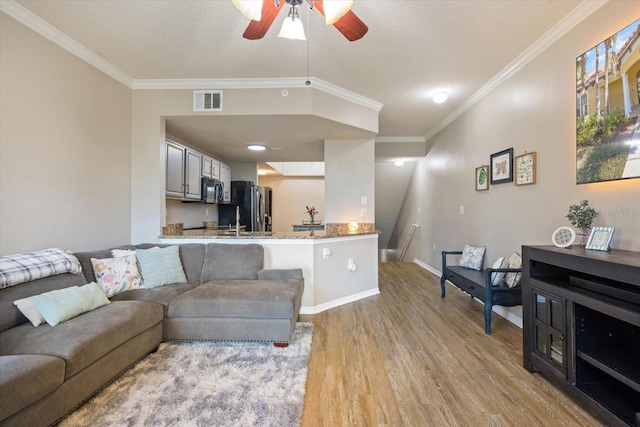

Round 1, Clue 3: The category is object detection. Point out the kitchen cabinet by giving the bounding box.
[165,139,202,200]
[202,156,220,180]
[220,163,231,203]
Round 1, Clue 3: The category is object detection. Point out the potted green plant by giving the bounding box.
[566,200,598,244]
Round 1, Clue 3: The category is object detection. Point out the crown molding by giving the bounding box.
[133,77,384,112]
[0,0,134,88]
[424,0,608,141]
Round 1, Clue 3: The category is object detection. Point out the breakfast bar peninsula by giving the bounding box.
[160,227,379,314]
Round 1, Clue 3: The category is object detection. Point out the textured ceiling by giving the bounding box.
[12,0,584,162]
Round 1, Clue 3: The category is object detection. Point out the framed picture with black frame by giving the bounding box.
[490,148,513,184]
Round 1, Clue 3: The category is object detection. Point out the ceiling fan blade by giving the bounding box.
[314,1,368,42]
[242,0,284,40]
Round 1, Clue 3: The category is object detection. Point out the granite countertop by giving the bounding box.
[159,229,380,240]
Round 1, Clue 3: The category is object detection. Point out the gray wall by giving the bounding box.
[395,1,640,274]
[0,13,132,254]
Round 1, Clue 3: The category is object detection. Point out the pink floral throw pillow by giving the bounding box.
[91,255,142,297]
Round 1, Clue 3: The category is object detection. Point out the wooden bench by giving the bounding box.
[441,250,522,334]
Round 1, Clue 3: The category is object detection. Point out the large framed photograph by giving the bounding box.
[585,226,615,251]
[490,148,513,184]
[515,152,537,186]
[475,165,490,191]
[576,19,640,184]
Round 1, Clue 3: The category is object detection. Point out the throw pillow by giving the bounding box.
[459,245,486,271]
[91,256,142,297]
[32,282,110,326]
[490,257,506,286]
[504,252,523,288]
[111,249,136,258]
[135,246,186,289]
[13,296,46,327]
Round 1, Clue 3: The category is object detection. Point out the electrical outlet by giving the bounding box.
[418,207,421,214]
[206,208,209,216]
[361,196,368,205]
[361,208,367,217]
[433,243,436,251]
[459,205,465,215]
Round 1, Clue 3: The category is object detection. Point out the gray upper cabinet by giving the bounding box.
[184,149,202,200]
[166,140,202,200]
[202,156,220,180]
[166,141,186,198]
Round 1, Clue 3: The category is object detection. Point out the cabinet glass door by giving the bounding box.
[532,289,566,376]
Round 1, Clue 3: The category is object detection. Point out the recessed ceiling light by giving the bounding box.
[394,160,405,166]
[432,92,448,104]
[247,144,266,151]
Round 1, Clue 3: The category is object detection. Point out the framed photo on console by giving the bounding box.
[490,148,513,184]
[585,226,615,251]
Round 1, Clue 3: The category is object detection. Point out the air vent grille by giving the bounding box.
[193,90,222,111]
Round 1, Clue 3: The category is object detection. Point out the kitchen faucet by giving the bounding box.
[235,205,240,236]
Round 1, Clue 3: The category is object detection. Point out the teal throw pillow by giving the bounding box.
[135,246,187,289]
[32,282,110,326]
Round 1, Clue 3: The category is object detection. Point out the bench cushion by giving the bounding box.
[109,283,196,316]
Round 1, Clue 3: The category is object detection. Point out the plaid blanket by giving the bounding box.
[0,248,82,290]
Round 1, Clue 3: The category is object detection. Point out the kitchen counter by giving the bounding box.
[159,229,379,239]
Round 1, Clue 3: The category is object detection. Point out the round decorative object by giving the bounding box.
[552,226,576,248]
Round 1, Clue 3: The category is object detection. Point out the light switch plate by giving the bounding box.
[459,205,465,215]
[361,196,368,205]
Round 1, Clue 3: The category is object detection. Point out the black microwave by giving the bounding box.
[201,177,224,204]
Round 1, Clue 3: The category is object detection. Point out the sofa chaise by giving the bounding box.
[0,242,304,427]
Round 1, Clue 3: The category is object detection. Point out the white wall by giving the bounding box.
[0,13,132,254]
[258,175,325,232]
[324,139,375,224]
[393,1,640,323]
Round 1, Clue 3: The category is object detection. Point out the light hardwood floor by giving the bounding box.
[300,262,604,427]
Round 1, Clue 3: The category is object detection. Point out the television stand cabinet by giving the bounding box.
[522,245,640,427]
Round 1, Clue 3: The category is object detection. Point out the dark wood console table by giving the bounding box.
[522,245,640,426]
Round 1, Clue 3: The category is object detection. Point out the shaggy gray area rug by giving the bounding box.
[57,323,313,427]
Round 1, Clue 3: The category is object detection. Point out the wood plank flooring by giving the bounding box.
[299,262,604,427]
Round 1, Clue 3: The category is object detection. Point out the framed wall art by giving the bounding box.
[515,152,537,186]
[490,148,513,184]
[475,165,490,191]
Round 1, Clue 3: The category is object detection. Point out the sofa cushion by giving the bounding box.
[0,354,65,421]
[0,272,87,333]
[0,300,163,379]
[168,279,303,319]
[109,283,196,316]
[200,244,264,282]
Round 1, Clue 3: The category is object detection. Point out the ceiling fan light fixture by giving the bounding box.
[247,144,267,151]
[278,6,306,40]
[232,0,263,21]
[323,0,353,25]
[432,92,448,104]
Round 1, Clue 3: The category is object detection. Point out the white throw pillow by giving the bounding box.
[504,252,523,288]
[490,257,506,286]
[13,296,46,326]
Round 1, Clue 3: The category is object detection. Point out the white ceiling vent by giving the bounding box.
[193,90,222,112]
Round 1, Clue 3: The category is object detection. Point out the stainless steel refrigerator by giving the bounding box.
[218,181,272,232]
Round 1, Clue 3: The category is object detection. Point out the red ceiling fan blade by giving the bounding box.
[314,1,368,42]
[242,0,284,40]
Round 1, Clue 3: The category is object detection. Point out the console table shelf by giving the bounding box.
[522,245,640,427]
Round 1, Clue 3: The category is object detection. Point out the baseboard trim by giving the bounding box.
[299,288,380,315]
[412,257,523,329]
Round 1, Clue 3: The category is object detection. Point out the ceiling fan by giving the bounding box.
[233,0,368,42]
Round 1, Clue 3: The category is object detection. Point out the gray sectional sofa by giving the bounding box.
[0,243,304,427]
